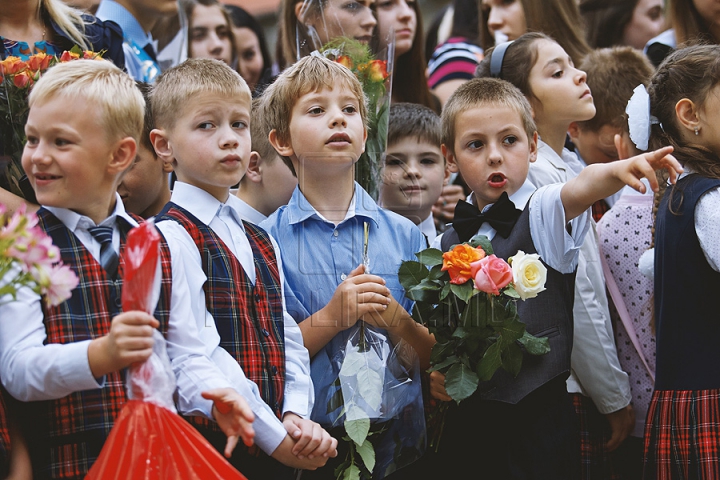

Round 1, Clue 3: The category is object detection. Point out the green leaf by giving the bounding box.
[342,463,361,480]
[411,301,435,326]
[477,341,503,381]
[498,318,526,345]
[339,348,366,377]
[518,331,551,355]
[357,365,383,411]
[405,282,440,303]
[501,342,523,377]
[398,261,428,290]
[415,248,444,267]
[469,234,493,255]
[450,282,474,303]
[503,285,521,299]
[428,264,447,281]
[439,282,452,301]
[445,362,479,403]
[429,354,459,372]
[345,414,371,446]
[460,293,488,328]
[355,439,376,472]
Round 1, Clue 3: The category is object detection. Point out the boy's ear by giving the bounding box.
[245,152,263,184]
[529,132,538,163]
[268,129,294,158]
[150,128,175,167]
[614,133,632,160]
[109,137,137,174]
[675,98,700,134]
[567,122,581,143]
[441,144,459,173]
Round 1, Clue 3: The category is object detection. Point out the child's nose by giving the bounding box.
[220,125,240,148]
[487,8,504,32]
[487,143,503,164]
[360,6,377,30]
[398,1,413,21]
[404,161,421,178]
[329,109,347,127]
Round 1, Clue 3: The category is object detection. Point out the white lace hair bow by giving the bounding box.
[626,84,660,151]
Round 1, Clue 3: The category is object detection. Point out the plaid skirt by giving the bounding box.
[643,389,720,479]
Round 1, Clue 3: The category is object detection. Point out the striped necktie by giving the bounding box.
[88,225,119,278]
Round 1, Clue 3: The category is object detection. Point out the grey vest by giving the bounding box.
[441,206,575,403]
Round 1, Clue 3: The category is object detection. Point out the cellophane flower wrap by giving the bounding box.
[317,36,393,201]
[0,205,77,306]
[398,234,551,450]
[0,47,104,202]
[86,220,246,480]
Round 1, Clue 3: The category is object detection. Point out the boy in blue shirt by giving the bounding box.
[261,54,436,479]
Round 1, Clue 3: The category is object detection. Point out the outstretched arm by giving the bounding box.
[561,146,682,221]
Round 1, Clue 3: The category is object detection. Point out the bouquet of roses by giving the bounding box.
[0,205,78,307]
[398,234,551,448]
[318,36,393,201]
[0,47,104,201]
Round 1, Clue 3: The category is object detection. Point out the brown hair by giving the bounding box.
[648,44,720,177]
[577,46,654,132]
[667,0,720,45]
[261,54,367,144]
[276,0,323,70]
[135,82,155,154]
[383,1,439,113]
[578,0,639,49]
[479,0,590,66]
[441,77,536,155]
[388,102,441,149]
[180,0,236,64]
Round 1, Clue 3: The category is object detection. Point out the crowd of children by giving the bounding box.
[2,0,720,479]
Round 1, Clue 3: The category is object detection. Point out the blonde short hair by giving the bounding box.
[442,78,536,155]
[28,59,144,143]
[261,54,367,144]
[151,58,252,131]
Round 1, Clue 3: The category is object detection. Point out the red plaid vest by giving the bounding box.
[0,387,10,477]
[156,203,286,428]
[22,209,173,479]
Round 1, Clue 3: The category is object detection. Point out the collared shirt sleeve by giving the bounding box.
[696,187,720,272]
[529,184,589,274]
[269,235,314,419]
[155,219,289,454]
[0,271,102,401]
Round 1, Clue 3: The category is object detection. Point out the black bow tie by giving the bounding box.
[451,192,522,242]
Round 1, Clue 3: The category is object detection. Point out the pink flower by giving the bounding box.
[470,255,513,295]
[35,264,78,307]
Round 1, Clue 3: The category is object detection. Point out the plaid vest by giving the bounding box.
[21,208,172,480]
[156,204,286,423]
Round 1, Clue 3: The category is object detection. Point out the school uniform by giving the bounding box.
[155,182,313,479]
[0,195,232,479]
[428,179,589,478]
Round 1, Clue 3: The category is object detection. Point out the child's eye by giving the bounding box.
[308,106,323,115]
[384,157,403,166]
[25,136,39,146]
[217,27,230,39]
[420,157,439,165]
[232,121,248,129]
[552,70,563,78]
[467,140,484,150]
[242,49,256,61]
[54,138,70,146]
[198,122,214,129]
[343,105,357,114]
[376,0,392,9]
[503,136,518,145]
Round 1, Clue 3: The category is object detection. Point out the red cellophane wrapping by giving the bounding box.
[86,220,246,480]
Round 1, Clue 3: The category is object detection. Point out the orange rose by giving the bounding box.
[59,50,80,62]
[0,56,27,75]
[365,60,388,82]
[336,55,353,70]
[26,52,51,72]
[441,243,486,284]
[12,70,33,88]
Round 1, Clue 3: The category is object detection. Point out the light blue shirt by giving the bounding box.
[96,0,160,82]
[261,183,427,426]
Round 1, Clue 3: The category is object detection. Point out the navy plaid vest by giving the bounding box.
[156,203,286,420]
[21,208,172,479]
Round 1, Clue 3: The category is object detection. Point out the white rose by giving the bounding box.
[509,250,547,300]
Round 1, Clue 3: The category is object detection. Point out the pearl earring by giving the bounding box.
[695,126,700,136]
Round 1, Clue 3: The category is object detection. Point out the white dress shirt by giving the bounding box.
[432,180,589,275]
[418,214,438,245]
[155,182,314,455]
[529,140,632,414]
[678,170,720,272]
[0,194,233,419]
[232,195,268,226]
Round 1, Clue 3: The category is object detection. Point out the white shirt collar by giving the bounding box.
[170,182,246,232]
[45,192,138,231]
[419,214,437,243]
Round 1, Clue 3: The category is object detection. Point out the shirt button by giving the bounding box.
[262,328,270,337]
[333,230,339,237]
[340,273,347,280]
[271,365,278,375]
[115,297,122,308]
[255,293,261,302]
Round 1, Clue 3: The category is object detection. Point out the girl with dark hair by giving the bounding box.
[579,0,664,50]
[224,4,274,96]
[180,0,234,66]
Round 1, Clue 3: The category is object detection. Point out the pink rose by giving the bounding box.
[470,255,513,295]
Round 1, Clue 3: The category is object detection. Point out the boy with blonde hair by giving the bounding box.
[0,59,254,479]
[261,54,435,479]
[151,58,336,479]
[426,77,681,477]
[234,97,298,224]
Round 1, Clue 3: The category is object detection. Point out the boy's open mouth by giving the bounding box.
[326,133,351,144]
[488,173,507,188]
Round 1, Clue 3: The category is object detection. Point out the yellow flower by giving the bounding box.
[509,251,547,300]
